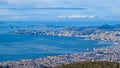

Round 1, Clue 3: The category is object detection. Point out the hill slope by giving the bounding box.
[54,61,120,68]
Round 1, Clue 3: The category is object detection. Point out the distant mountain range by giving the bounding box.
[97,24,120,29]
[0,21,120,30]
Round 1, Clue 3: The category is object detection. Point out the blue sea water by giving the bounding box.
[0,21,115,62]
[0,34,110,62]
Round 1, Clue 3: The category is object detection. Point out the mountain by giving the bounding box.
[97,24,120,30]
[97,24,114,29]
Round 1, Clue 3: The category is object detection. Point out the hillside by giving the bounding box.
[54,61,120,68]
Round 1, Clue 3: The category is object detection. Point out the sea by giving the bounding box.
[0,20,118,62]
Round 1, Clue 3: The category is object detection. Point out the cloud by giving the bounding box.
[57,15,96,19]
[0,0,120,20]
[1,0,119,9]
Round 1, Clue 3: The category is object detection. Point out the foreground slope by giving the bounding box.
[54,61,120,68]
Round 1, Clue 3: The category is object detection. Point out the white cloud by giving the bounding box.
[57,15,96,19]
[0,0,120,20]
[9,16,29,19]
[0,9,19,15]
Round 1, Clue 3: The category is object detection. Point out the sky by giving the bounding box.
[0,0,120,21]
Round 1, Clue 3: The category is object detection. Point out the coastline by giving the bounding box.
[0,39,119,68]
[0,24,119,68]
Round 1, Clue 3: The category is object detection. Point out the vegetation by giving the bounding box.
[0,65,10,68]
[0,61,120,68]
[0,66,3,68]
[54,61,120,68]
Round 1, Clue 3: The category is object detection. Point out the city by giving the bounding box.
[0,24,120,68]
[0,0,120,68]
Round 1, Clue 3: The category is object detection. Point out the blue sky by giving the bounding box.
[0,0,120,21]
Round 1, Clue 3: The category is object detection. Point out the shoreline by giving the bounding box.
[0,41,119,67]
[0,24,119,67]
[0,35,111,62]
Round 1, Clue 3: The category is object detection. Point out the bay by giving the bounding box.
[0,34,110,62]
